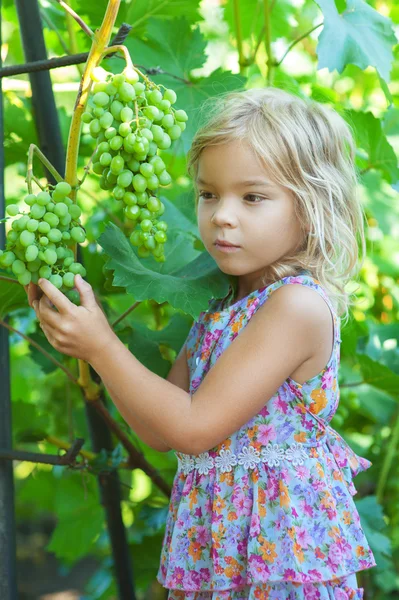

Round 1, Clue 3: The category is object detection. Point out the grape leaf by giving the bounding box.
[356,353,399,398]
[98,223,230,319]
[46,474,104,565]
[127,17,207,80]
[314,0,397,82]
[119,313,193,378]
[345,110,399,184]
[125,0,202,36]
[0,275,28,317]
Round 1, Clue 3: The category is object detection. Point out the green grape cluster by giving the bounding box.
[0,181,86,304]
[83,65,188,262]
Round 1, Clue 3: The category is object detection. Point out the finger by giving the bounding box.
[37,278,72,314]
[37,295,62,328]
[74,275,97,310]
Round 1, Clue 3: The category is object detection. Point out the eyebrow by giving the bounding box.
[196,178,275,188]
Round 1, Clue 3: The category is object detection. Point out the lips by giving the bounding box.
[214,240,240,248]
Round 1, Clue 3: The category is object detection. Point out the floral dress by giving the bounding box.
[156,272,377,600]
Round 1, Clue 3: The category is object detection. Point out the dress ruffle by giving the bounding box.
[322,426,372,497]
[157,444,376,592]
[166,571,364,599]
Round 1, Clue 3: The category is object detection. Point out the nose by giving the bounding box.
[210,198,238,228]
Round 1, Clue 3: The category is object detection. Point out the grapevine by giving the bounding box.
[82,60,188,262]
[0,16,188,297]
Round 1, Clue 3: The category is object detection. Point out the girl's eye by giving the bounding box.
[197,192,267,203]
[245,194,267,204]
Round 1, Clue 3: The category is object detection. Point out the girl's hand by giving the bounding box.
[32,275,117,363]
[24,282,44,308]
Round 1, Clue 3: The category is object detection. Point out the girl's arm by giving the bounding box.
[105,343,189,453]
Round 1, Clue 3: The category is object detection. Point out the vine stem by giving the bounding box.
[112,300,140,328]
[26,144,64,194]
[0,276,19,284]
[233,0,245,73]
[0,318,78,382]
[55,0,94,38]
[64,0,121,402]
[274,22,323,67]
[263,0,273,85]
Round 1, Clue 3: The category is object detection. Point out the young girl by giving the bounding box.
[29,87,377,599]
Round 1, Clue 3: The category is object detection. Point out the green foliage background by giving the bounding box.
[1,0,399,598]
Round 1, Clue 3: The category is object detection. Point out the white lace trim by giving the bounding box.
[175,442,309,476]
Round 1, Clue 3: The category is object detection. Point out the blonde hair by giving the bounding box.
[186,87,367,326]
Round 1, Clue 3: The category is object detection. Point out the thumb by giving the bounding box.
[74,274,97,309]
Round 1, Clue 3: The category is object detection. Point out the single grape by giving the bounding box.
[54,202,68,218]
[144,106,160,121]
[118,82,135,103]
[39,265,52,279]
[118,122,131,137]
[140,219,153,232]
[125,205,140,220]
[11,259,26,275]
[146,174,159,191]
[138,208,152,221]
[43,212,60,228]
[162,114,174,129]
[112,186,125,200]
[132,174,147,193]
[144,235,156,250]
[175,109,188,122]
[0,251,16,267]
[136,191,148,206]
[112,73,126,87]
[68,204,81,219]
[168,125,182,140]
[99,111,114,129]
[62,231,71,241]
[155,231,167,244]
[93,91,110,107]
[36,191,52,206]
[39,237,49,246]
[120,106,133,122]
[104,126,117,140]
[159,170,172,186]
[50,274,63,289]
[110,136,123,152]
[163,88,177,104]
[25,245,39,262]
[6,230,18,243]
[89,119,101,136]
[6,204,19,217]
[100,152,112,166]
[30,204,46,219]
[123,67,139,84]
[56,247,67,260]
[63,272,75,288]
[111,100,124,119]
[46,201,56,211]
[158,133,172,150]
[157,221,168,232]
[19,230,36,247]
[70,227,86,243]
[117,170,133,188]
[63,257,74,268]
[139,163,154,178]
[43,249,57,265]
[18,271,31,285]
[82,112,93,124]
[147,197,161,213]
[110,155,124,174]
[26,219,39,232]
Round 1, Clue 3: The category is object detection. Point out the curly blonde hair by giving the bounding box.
[186,87,366,325]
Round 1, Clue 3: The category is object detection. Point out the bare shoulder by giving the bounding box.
[260,282,334,354]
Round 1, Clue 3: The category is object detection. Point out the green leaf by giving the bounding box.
[127,17,207,80]
[359,170,399,234]
[126,0,202,37]
[356,353,399,398]
[0,275,28,317]
[28,330,64,375]
[46,473,104,564]
[98,222,230,319]
[314,0,397,81]
[346,110,399,184]
[12,400,48,444]
[120,312,193,378]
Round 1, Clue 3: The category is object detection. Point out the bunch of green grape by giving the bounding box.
[0,181,86,303]
[82,65,188,262]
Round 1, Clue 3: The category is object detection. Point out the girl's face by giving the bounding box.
[196,139,305,296]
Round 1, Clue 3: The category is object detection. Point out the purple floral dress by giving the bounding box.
[156,273,377,599]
